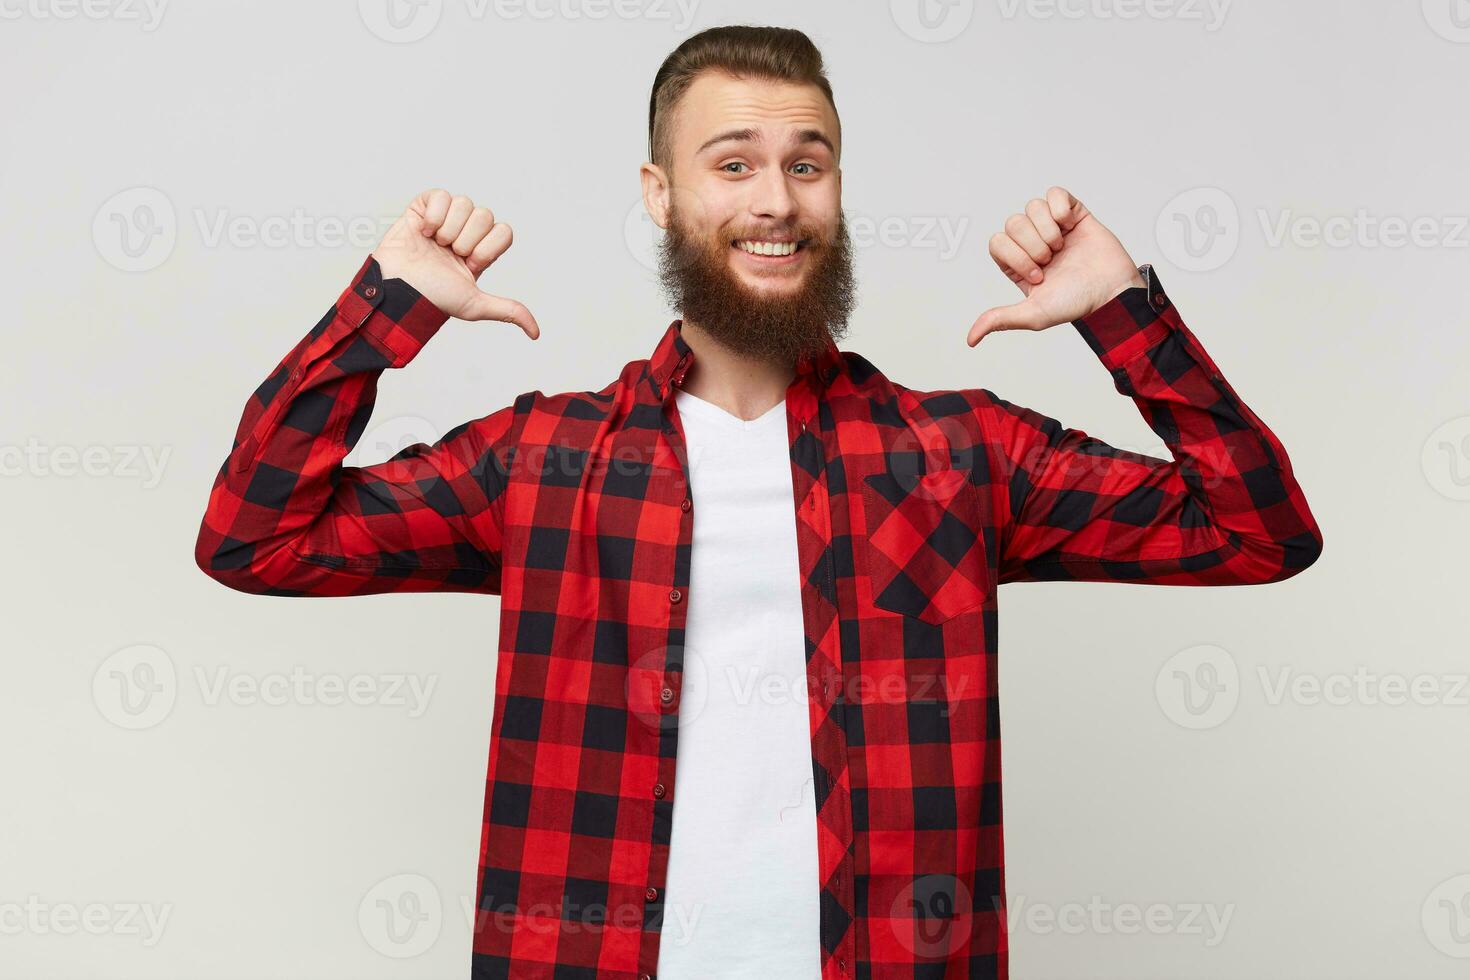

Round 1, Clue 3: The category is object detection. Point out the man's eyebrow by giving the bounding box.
[695,127,836,157]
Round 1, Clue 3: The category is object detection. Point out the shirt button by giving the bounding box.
[669,588,682,604]
[660,686,674,704]
[680,497,691,512]
[645,886,658,900]
[639,974,653,980]
[364,285,378,299]
[652,783,666,798]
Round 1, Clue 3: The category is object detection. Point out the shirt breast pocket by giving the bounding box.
[860,468,990,625]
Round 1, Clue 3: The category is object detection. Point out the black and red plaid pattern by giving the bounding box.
[195,254,1323,979]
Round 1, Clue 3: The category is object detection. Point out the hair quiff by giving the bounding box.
[647,25,840,175]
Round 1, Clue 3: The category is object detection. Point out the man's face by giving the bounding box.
[643,70,855,365]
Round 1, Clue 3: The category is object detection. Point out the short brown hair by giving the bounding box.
[647,25,840,176]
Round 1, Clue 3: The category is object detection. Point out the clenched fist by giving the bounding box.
[968,187,1145,347]
[372,189,539,338]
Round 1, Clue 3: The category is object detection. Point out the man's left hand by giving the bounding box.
[968,186,1146,347]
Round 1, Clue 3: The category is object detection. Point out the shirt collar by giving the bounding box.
[645,319,844,403]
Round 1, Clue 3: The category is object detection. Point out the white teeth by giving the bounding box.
[737,240,797,256]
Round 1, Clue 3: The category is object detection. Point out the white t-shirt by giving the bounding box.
[656,387,822,979]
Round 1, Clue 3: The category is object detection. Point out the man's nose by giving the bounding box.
[748,168,797,223]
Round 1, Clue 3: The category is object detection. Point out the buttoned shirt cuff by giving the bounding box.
[1070,264,1176,373]
[339,253,451,367]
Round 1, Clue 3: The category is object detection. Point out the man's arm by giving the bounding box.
[968,187,1323,586]
[193,189,538,596]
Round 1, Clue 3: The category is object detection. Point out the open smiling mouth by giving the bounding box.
[731,238,811,261]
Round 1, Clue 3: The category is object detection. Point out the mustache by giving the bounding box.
[724,222,841,245]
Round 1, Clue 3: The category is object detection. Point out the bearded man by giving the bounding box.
[195,24,1322,980]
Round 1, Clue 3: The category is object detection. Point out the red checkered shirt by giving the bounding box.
[195,253,1323,979]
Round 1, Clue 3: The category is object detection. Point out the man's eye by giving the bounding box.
[792,163,817,175]
[722,162,747,174]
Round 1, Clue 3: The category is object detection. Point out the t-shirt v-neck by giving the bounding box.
[658,382,820,979]
[673,388,786,431]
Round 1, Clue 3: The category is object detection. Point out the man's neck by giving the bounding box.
[676,319,795,422]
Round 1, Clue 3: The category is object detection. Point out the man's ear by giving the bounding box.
[639,162,671,230]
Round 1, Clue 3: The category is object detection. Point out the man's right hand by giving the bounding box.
[372,188,540,339]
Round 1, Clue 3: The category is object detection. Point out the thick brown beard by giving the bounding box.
[655,202,856,366]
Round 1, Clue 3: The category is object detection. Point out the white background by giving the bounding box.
[3,1,1467,977]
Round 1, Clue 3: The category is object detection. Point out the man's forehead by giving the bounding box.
[676,72,838,155]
